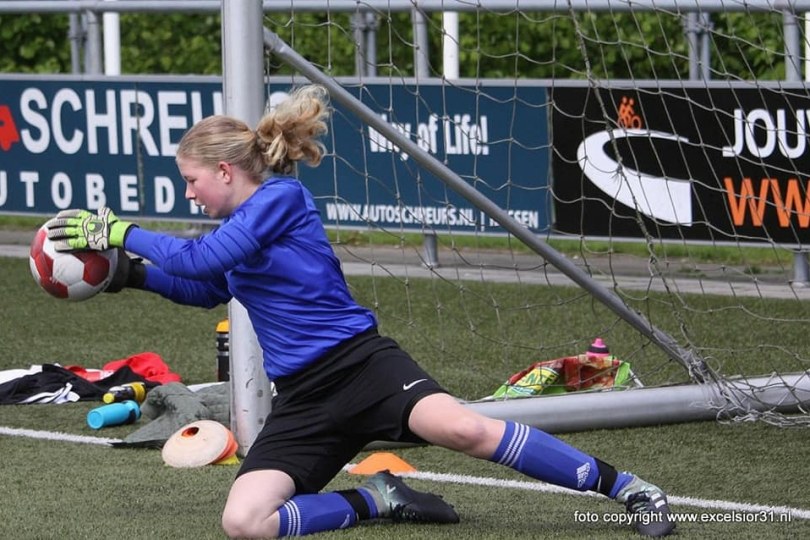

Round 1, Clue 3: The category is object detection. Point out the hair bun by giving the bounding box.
[255,132,270,152]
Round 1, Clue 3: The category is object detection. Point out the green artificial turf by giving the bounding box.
[1,255,809,539]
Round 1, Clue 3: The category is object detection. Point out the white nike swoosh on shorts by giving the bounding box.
[402,378,428,391]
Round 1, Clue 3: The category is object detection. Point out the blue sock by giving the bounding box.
[490,421,601,491]
[609,472,635,498]
[278,490,377,536]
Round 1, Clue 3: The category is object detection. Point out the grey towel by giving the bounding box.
[114,382,230,448]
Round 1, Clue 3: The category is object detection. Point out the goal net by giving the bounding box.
[262,1,810,426]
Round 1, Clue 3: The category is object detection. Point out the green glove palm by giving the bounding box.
[46,207,136,252]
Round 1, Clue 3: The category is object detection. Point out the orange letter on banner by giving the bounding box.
[771,178,810,228]
[724,177,770,226]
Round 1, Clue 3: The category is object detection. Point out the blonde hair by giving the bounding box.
[176,85,330,179]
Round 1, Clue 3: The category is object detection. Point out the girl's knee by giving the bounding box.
[221,469,293,538]
[221,497,281,538]
[446,415,503,457]
[221,506,264,539]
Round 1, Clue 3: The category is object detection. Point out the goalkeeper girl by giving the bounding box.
[46,85,674,538]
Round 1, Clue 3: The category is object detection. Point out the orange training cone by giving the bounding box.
[162,420,238,468]
[348,452,417,475]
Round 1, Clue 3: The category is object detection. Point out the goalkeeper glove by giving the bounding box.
[46,207,136,252]
[105,249,147,293]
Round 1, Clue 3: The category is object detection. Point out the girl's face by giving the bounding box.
[177,157,234,219]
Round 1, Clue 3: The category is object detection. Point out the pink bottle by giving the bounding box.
[587,337,610,358]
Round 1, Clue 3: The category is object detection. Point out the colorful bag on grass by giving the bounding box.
[489,354,635,399]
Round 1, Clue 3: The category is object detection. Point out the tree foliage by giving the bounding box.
[0,10,790,81]
[117,13,222,74]
[0,14,72,73]
[0,13,221,74]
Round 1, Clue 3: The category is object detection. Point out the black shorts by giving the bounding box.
[236,328,446,493]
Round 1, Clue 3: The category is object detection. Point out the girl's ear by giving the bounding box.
[218,161,232,182]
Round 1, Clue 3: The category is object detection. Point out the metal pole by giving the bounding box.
[442,11,459,79]
[686,12,712,81]
[411,5,437,264]
[806,12,810,80]
[83,10,103,74]
[411,7,430,79]
[436,10,458,265]
[685,12,699,80]
[700,12,712,81]
[351,12,366,76]
[782,7,810,286]
[792,253,810,287]
[103,0,121,75]
[6,1,810,15]
[365,11,378,77]
[784,8,802,82]
[68,13,83,73]
[422,232,439,268]
[222,0,272,456]
[466,372,810,433]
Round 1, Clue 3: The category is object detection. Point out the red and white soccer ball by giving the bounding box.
[29,225,118,301]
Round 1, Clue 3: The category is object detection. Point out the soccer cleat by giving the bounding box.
[363,470,460,524]
[615,475,675,537]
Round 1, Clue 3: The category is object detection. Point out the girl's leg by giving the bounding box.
[408,393,674,537]
[221,469,295,538]
[221,467,457,538]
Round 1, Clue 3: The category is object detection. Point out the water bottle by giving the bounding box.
[587,337,610,358]
[102,382,147,404]
[86,400,141,430]
[216,319,230,382]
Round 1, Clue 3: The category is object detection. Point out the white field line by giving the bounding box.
[0,425,121,446]
[3,425,807,520]
[344,467,810,521]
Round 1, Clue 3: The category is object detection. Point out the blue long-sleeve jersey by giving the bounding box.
[124,176,377,379]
